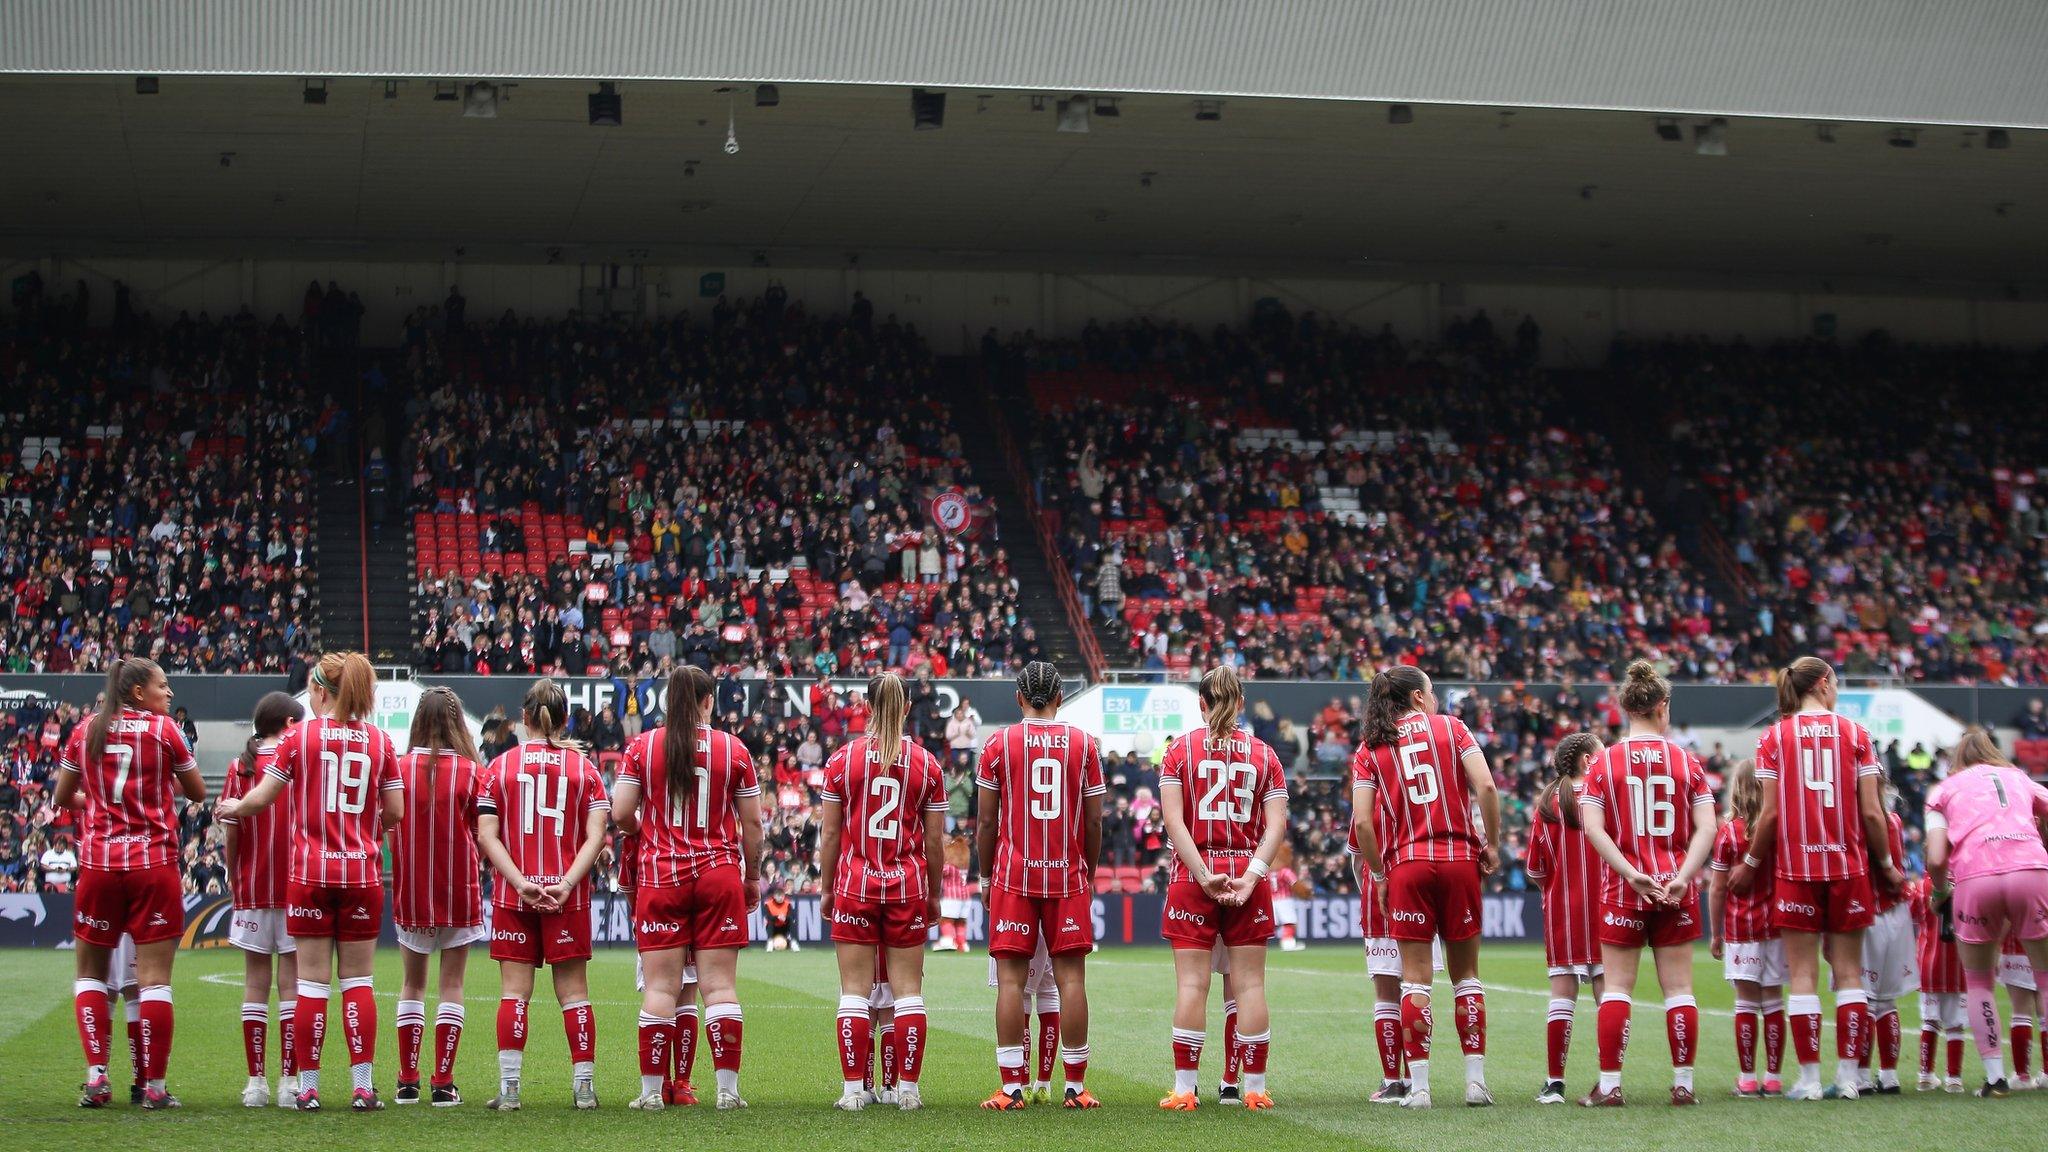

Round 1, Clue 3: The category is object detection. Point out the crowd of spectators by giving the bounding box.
[2,299,329,675]
[1626,334,2048,684]
[1020,310,1773,685]
[399,293,1044,682]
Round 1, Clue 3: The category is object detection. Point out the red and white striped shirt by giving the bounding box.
[390,748,483,928]
[1875,810,1907,913]
[60,709,195,872]
[1912,879,1962,995]
[220,746,291,908]
[620,725,759,887]
[941,863,970,903]
[1157,727,1288,885]
[1753,710,1882,882]
[1524,785,1605,965]
[266,717,403,887]
[1580,734,1712,910]
[480,741,609,912]
[1708,817,1776,943]
[1345,809,1396,937]
[975,719,1107,897]
[1351,711,1484,867]
[822,735,948,903]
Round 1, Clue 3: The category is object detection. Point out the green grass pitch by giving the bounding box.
[0,942,2041,1150]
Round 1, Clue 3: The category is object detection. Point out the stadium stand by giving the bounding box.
[397,299,1047,680]
[1,295,327,676]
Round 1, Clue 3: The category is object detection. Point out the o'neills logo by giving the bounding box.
[1391,909,1426,925]
[494,929,530,944]
[637,920,681,934]
[1167,907,1207,927]
[1776,899,1817,918]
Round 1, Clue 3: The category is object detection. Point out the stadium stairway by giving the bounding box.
[315,474,369,653]
[947,359,1090,677]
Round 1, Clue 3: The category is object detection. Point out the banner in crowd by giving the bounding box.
[0,890,1545,949]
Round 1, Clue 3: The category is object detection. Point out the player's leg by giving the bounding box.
[697,946,748,1107]
[1227,943,1274,1108]
[674,955,700,1099]
[1219,965,1239,1101]
[276,945,300,1105]
[71,938,116,1105]
[2023,931,2048,1087]
[1940,992,1968,1089]
[1370,970,1407,1100]
[1959,935,2010,1093]
[240,944,275,1105]
[1760,937,1787,1093]
[632,946,684,1109]
[884,939,929,1109]
[1541,969,1580,1101]
[1730,977,1764,1094]
[1779,928,1826,1095]
[552,958,598,1106]
[1050,950,1093,1106]
[1443,931,1488,1104]
[2005,983,2038,1088]
[334,933,382,1109]
[1821,927,1870,1096]
[989,954,1032,1106]
[1871,912,1910,1092]
[395,943,430,1101]
[834,939,879,1109]
[131,936,178,1107]
[1588,940,1641,1106]
[1651,940,1699,1103]
[288,910,336,1108]
[1164,946,1214,1108]
[1394,937,1438,1106]
[430,945,467,1103]
[491,958,536,1108]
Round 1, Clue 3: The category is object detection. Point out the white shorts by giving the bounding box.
[1547,963,1605,981]
[109,933,137,991]
[1921,991,1967,1030]
[2000,952,2037,993]
[987,936,1056,995]
[1860,904,1919,1000]
[1723,938,1787,987]
[870,980,895,1011]
[395,922,486,954]
[940,898,970,919]
[633,954,699,993]
[1274,897,1301,928]
[1365,936,1447,979]
[229,907,298,956]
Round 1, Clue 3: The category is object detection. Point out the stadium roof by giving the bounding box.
[1,75,2042,292]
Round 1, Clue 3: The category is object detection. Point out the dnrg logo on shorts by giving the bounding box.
[1776,899,1818,918]
[1167,907,1208,927]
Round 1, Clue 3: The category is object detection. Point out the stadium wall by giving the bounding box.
[0,888,1546,950]
[10,254,2047,363]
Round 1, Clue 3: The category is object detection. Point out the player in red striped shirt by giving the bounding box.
[215,652,405,1112]
[613,665,764,1112]
[477,680,611,1111]
[1576,662,1717,1108]
[220,691,305,1109]
[1854,801,1914,1093]
[388,687,484,1107]
[819,673,949,1112]
[975,661,1105,1110]
[1524,732,1608,1105]
[1352,666,1501,1110]
[1158,667,1288,1112]
[1709,759,1786,1097]
[1910,876,1966,1091]
[56,658,206,1110]
[1730,657,1904,1101]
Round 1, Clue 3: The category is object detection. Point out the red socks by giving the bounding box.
[1762,1000,1785,1075]
[895,996,927,1084]
[338,978,376,1069]
[137,986,173,1083]
[73,980,111,1071]
[242,1002,269,1078]
[498,997,528,1053]
[1400,985,1433,1065]
[1037,1011,1061,1085]
[432,1003,463,1087]
[879,1023,898,1089]
[296,981,328,1073]
[1834,990,1868,1062]
[1222,1000,1240,1085]
[674,1005,699,1083]
[1597,993,1632,1075]
[395,1000,425,1084]
[1789,995,1822,1067]
[280,1003,297,1079]
[1733,1001,1758,1075]
[638,1012,672,1078]
[705,1003,743,1081]
[1171,1027,1204,1073]
[1546,999,1574,1081]
[1375,1004,1405,1080]
[2014,1020,2035,1081]
[1665,996,1698,1069]
[1454,980,1485,1056]
[1876,1006,1901,1073]
[563,1001,596,1065]
[836,996,872,1086]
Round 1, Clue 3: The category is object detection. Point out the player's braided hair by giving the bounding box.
[1016,661,1062,709]
[1539,731,1601,828]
